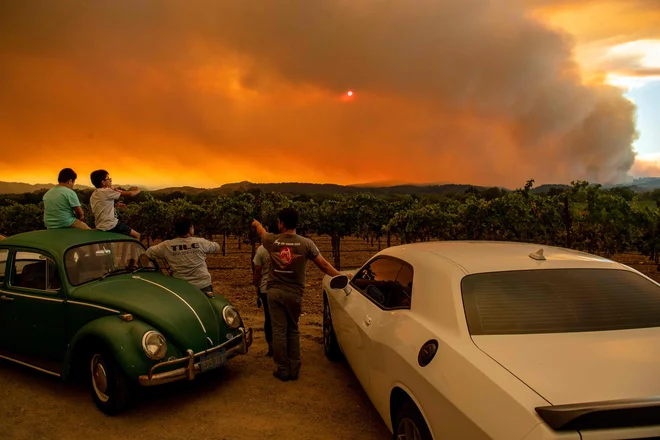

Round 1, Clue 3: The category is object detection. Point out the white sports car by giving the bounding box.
[322,241,660,440]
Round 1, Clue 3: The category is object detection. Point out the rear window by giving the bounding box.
[461,269,660,335]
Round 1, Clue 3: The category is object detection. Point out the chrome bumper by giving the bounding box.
[138,327,253,386]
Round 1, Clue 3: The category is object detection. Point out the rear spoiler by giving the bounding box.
[536,397,660,431]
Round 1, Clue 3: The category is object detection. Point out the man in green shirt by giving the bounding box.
[42,168,90,230]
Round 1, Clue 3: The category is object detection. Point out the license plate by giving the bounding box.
[200,350,226,372]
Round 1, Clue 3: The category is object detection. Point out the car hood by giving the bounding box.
[71,272,226,353]
[472,327,660,405]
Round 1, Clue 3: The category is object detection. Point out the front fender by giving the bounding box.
[62,316,180,382]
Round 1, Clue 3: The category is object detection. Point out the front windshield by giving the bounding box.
[65,241,157,286]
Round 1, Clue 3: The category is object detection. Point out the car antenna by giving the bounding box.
[529,248,546,261]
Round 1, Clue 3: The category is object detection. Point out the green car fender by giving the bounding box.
[210,297,240,332]
[62,315,180,382]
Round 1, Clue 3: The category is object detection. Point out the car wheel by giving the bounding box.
[394,401,432,440]
[323,294,343,361]
[89,348,133,415]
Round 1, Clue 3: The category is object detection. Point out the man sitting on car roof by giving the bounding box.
[42,168,91,230]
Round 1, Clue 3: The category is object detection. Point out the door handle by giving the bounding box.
[364,315,372,326]
[1,295,14,301]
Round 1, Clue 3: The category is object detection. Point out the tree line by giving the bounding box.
[1,179,660,269]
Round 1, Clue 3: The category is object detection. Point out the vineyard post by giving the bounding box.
[249,190,263,275]
[331,233,341,271]
[562,193,572,249]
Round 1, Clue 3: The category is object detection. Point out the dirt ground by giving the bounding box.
[2,235,659,440]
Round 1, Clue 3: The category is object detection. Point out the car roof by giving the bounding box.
[0,229,138,259]
[379,240,626,274]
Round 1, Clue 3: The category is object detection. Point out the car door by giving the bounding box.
[0,248,10,349]
[0,249,67,373]
[361,261,415,415]
[343,257,405,395]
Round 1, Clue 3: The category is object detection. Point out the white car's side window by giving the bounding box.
[352,257,414,310]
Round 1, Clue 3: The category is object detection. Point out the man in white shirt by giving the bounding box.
[253,243,273,356]
[145,217,221,294]
[89,169,141,240]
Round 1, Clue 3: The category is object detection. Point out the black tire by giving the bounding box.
[323,294,343,361]
[393,400,433,440]
[89,348,133,415]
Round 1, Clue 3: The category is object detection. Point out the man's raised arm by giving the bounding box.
[311,254,343,278]
[251,219,268,240]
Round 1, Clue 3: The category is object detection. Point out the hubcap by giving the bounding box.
[397,418,421,440]
[91,354,110,402]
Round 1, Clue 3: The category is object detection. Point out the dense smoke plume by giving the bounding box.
[0,0,642,188]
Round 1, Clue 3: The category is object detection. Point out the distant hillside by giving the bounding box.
[349,179,421,187]
[214,181,492,195]
[0,181,91,194]
[3,178,660,197]
[150,186,213,195]
[625,178,660,191]
[531,184,572,194]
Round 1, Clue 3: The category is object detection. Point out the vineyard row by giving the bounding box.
[2,180,659,269]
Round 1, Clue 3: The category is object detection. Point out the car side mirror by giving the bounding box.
[330,275,349,289]
[330,274,352,296]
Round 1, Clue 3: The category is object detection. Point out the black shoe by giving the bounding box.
[290,365,300,381]
[273,370,290,382]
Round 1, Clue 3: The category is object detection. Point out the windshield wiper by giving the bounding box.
[131,266,157,274]
[99,268,130,280]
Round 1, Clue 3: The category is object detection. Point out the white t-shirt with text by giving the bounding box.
[145,236,221,289]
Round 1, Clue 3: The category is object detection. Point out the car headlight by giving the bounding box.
[222,305,241,329]
[141,330,167,360]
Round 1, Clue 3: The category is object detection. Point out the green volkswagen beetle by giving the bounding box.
[0,229,253,414]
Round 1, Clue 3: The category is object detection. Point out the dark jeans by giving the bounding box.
[258,291,272,344]
[267,288,302,377]
[200,285,213,294]
[108,221,133,236]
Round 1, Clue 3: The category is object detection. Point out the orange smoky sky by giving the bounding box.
[0,0,656,189]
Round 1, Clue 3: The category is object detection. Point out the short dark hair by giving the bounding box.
[278,207,298,230]
[174,217,193,236]
[268,218,280,233]
[58,168,77,183]
[90,169,109,188]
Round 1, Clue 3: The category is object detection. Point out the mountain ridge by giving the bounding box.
[1,178,659,196]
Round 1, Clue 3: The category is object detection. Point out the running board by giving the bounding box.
[0,351,61,377]
[536,397,660,431]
